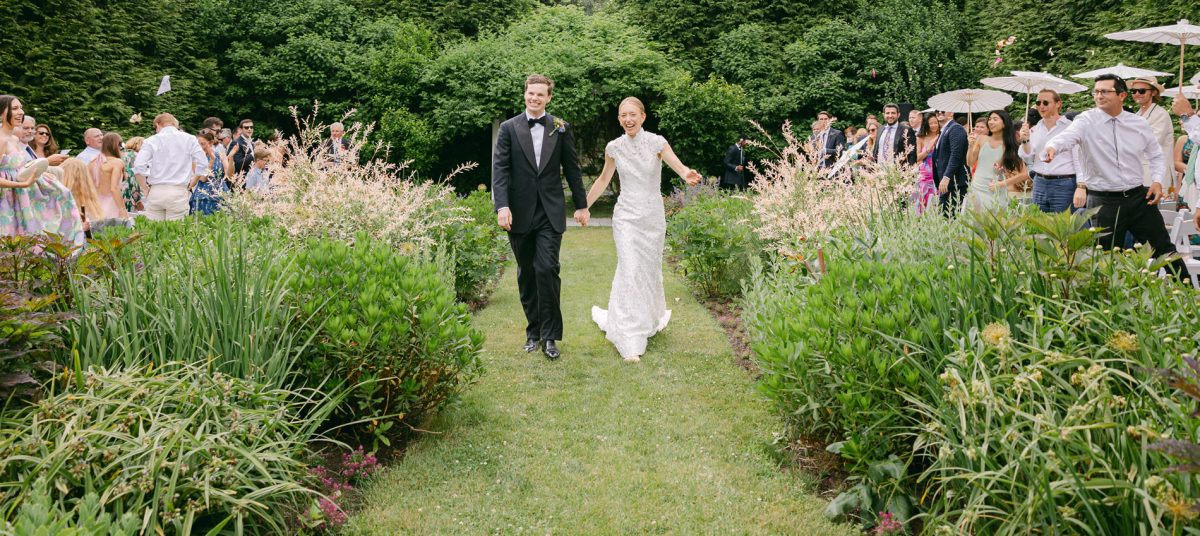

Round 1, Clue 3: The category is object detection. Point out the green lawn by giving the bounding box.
[346,227,849,535]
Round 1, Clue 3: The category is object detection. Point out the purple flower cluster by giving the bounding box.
[307,446,381,529]
[872,512,905,535]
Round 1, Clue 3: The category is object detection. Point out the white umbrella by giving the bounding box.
[1072,63,1171,80]
[1105,19,1200,90]
[1192,71,1200,85]
[982,71,1088,123]
[927,89,1013,126]
[1163,87,1200,99]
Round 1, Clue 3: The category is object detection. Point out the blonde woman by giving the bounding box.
[59,157,100,234]
[586,97,702,363]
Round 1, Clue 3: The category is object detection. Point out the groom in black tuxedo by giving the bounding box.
[492,74,590,360]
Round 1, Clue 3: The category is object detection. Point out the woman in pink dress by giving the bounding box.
[0,95,85,246]
[92,132,127,219]
[913,111,941,214]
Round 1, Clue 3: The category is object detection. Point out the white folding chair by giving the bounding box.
[1172,218,1200,288]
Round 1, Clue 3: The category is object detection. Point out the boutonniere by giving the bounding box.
[549,117,566,137]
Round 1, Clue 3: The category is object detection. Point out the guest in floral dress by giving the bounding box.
[189,128,228,215]
[0,95,85,246]
[122,136,144,212]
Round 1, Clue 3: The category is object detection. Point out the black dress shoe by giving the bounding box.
[543,340,561,360]
[523,339,542,353]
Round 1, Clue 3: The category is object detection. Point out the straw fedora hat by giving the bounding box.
[1128,76,1166,95]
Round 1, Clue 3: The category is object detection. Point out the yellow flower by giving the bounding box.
[981,322,1011,349]
[1107,331,1139,353]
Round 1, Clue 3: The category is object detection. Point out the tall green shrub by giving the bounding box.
[288,236,484,447]
[665,191,762,300]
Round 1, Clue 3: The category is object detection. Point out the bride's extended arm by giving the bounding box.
[586,155,616,208]
[660,143,702,185]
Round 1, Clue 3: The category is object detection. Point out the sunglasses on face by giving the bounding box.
[1036,100,1054,106]
[36,132,49,136]
[1129,88,1153,95]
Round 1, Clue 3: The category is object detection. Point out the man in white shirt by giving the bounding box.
[1019,89,1083,213]
[133,113,208,221]
[1046,74,1188,281]
[77,128,103,164]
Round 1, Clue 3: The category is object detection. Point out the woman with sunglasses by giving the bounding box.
[29,124,58,158]
[1129,77,1176,197]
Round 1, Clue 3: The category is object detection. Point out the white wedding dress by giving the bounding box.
[591,129,672,358]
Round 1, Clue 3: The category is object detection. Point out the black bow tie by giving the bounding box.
[528,116,547,128]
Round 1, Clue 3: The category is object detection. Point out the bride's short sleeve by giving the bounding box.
[605,139,618,159]
[653,133,668,156]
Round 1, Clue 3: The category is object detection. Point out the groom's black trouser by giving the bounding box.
[507,203,564,341]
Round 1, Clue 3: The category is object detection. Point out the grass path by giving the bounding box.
[347,228,849,535]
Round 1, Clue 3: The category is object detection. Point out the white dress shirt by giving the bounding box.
[1018,116,1082,177]
[879,124,897,164]
[526,111,545,168]
[1045,108,1166,191]
[77,146,100,164]
[133,126,208,187]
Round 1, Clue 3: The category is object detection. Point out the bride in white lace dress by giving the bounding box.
[587,97,702,363]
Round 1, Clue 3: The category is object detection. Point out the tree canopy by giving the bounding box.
[4,0,1198,185]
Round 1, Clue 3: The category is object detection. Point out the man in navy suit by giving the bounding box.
[811,111,845,168]
[932,109,969,215]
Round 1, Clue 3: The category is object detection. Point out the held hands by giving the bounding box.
[497,207,512,231]
[574,208,590,227]
[684,169,702,186]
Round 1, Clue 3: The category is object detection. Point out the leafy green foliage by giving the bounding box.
[657,74,750,179]
[665,190,762,300]
[288,236,484,448]
[0,362,335,535]
[66,216,308,390]
[747,207,1200,532]
[435,189,510,306]
[0,0,220,147]
[7,478,140,536]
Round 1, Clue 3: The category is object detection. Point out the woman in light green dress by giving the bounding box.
[964,110,1029,212]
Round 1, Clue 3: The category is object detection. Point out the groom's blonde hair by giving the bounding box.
[525,74,554,95]
[619,97,646,114]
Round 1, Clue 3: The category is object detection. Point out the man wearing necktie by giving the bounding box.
[1045,74,1189,283]
[812,111,845,168]
[873,103,917,166]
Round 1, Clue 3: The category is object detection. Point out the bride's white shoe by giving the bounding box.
[622,355,641,363]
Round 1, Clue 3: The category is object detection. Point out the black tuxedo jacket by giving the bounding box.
[813,129,846,167]
[491,113,587,234]
[873,123,918,165]
[722,144,745,186]
[932,120,969,188]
